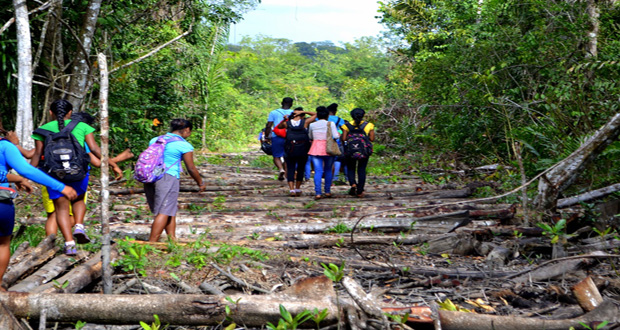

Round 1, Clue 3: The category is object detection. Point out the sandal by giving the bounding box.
[290,190,297,197]
[314,195,322,200]
[356,192,365,198]
[278,171,286,181]
[322,193,332,198]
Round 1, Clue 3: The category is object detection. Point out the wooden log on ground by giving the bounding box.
[3,235,58,287]
[9,252,88,292]
[342,276,388,328]
[0,276,340,326]
[0,301,27,330]
[8,242,30,266]
[557,183,620,208]
[33,249,117,294]
[509,252,604,284]
[438,299,619,330]
[572,277,604,312]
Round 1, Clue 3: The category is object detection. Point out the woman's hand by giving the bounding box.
[61,186,78,200]
[15,180,33,194]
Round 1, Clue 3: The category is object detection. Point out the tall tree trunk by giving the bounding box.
[66,0,102,110]
[98,52,112,294]
[585,0,599,58]
[534,113,620,212]
[13,0,34,150]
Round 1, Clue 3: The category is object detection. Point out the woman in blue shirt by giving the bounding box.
[0,137,76,291]
[144,119,206,242]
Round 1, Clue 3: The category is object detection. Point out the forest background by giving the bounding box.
[1,0,619,202]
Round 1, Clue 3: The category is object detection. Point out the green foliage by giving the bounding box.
[537,219,572,244]
[10,225,45,254]
[324,222,352,234]
[140,314,168,330]
[74,320,87,330]
[266,305,312,330]
[321,261,345,282]
[114,239,159,276]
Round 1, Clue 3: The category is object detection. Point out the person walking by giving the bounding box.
[327,103,346,182]
[263,97,294,181]
[0,135,77,290]
[276,108,316,196]
[144,119,206,242]
[341,108,375,198]
[308,106,340,199]
[31,99,114,255]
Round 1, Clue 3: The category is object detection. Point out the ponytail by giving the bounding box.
[350,108,365,127]
[50,99,73,130]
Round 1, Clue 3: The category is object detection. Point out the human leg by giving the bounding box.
[346,158,358,196]
[311,156,325,197]
[323,156,335,195]
[148,174,180,241]
[0,202,15,289]
[0,236,10,290]
[356,158,369,196]
[333,160,342,181]
[271,136,287,179]
[149,213,171,242]
[164,215,177,241]
[304,158,312,180]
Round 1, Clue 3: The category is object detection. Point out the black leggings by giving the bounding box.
[346,157,369,193]
[285,155,308,182]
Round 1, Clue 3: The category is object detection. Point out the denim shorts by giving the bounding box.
[271,136,286,158]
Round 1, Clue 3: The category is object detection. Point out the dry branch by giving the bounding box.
[438,299,619,330]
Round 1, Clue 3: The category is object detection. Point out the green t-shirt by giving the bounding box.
[32,120,95,147]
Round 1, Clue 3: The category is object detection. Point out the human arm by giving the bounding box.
[30,140,44,168]
[264,121,274,141]
[6,131,35,159]
[85,133,122,179]
[341,130,348,142]
[303,113,317,129]
[369,129,375,142]
[4,142,77,199]
[6,174,32,193]
[182,152,206,192]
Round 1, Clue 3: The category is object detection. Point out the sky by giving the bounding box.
[229,0,386,45]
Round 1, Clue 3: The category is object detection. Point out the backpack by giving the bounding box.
[284,119,310,157]
[344,122,373,160]
[134,135,184,183]
[33,121,90,182]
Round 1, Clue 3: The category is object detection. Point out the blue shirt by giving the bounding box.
[0,140,65,191]
[328,115,345,133]
[267,108,293,138]
[148,133,194,179]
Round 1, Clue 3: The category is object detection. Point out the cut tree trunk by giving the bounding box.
[3,235,57,287]
[0,276,340,326]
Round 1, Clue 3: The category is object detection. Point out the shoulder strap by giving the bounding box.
[63,120,80,133]
[33,127,53,140]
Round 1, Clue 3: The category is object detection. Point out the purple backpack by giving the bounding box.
[133,135,184,183]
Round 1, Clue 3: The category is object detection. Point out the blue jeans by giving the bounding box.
[310,155,335,195]
[304,158,312,180]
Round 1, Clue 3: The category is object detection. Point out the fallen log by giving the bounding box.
[438,299,619,330]
[557,183,620,208]
[9,252,88,292]
[508,252,606,284]
[0,276,340,326]
[32,249,116,294]
[342,277,389,328]
[3,235,58,287]
[0,301,27,330]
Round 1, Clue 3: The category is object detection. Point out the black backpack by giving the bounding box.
[344,122,373,159]
[33,121,90,182]
[284,119,310,157]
